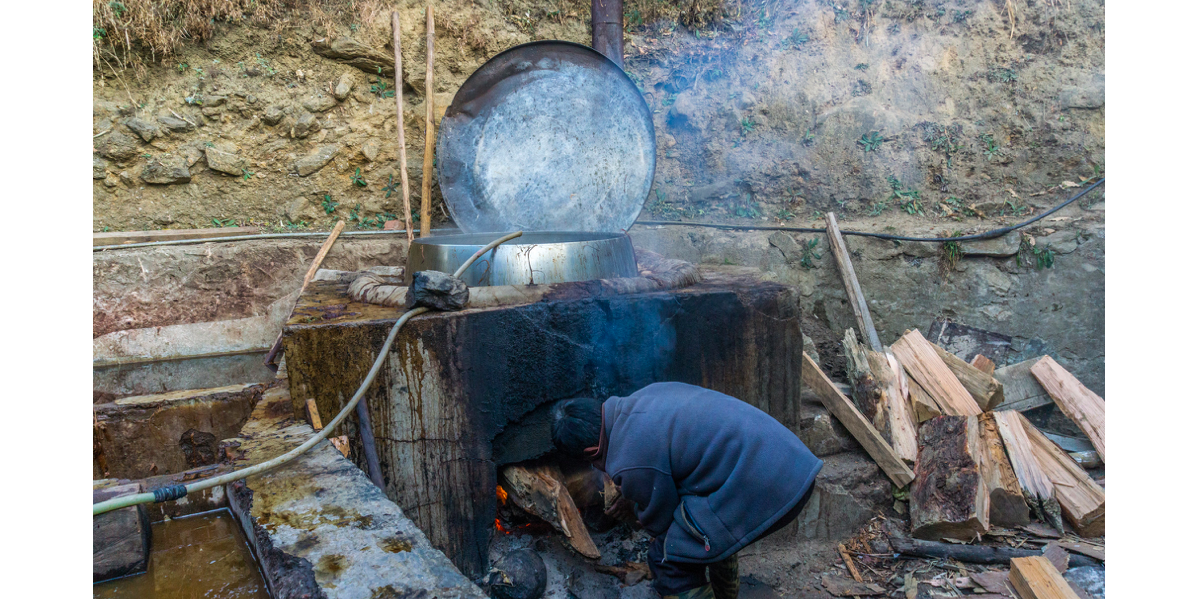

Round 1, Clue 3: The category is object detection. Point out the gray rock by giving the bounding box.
[104,173,120,188]
[962,231,1022,257]
[1059,74,1104,109]
[406,271,470,311]
[303,94,338,113]
[310,37,396,76]
[205,95,228,107]
[178,143,206,167]
[486,550,546,599]
[119,171,134,186]
[140,155,191,184]
[801,332,820,366]
[362,140,380,162]
[123,118,160,142]
[93,156,109,179]
[292,145,339,176]
[1041,230,1080,254]
[1063,566,1104,599]
[799,403,858,457]
[334,73,355,101]
[157,115,196,132]
[263,105,285,126]
[293,111,321,138]
[201,106,223,117]
[205,147,246,176]
[97,132,141,161]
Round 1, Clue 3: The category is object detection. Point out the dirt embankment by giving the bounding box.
[93,0,1103,237]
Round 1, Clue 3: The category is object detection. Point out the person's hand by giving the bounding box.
[604,496,636,523]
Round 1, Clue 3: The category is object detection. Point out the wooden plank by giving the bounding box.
[500,463,601,558]
[909,379,943,423]
[910,415,989,540]
[825,213,882,351]
[1029,356,1105,462]
[1009,556,1081,599]
[1021,415,1105,538]
[971,354,996,375]
[844,329,918,464]
[978,413,1031,527]
[1049,540,1104,562]
[93,226,259,246]
[890,329,982,416]
[801,352,915,487]
[993,359,1054,412]
[992,411,1063,532]
[930,342,1004,411]
[306,398,324,430]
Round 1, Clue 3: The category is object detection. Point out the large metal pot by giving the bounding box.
[404,232,637,287]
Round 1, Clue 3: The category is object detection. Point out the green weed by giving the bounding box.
[94,27,107,39]
[802,129,816,146]
[940,231,964,275]
[211,217,238,227]
[176,62,188,73]
[255,53,276,76]
[381,174,399,199]
[371,76,395,99]
[854,63,869,70]
[351,168,367,187]
[741,117,757,135]
[800,238,822,269]
[887,176,923,215]
[777,207,796,221]
[322,195,339,214]
[1017,235,1054,269]
[241,168,254,181]
[858,131,885,152]
[987,66,1018,83]
[980,133,1003,160]
[787,29,809,49]
[920,122,963,167]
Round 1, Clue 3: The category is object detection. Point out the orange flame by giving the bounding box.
[495,518,511,534]
[496,485,508,505]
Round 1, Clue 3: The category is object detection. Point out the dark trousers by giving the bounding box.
[648,486,814,597]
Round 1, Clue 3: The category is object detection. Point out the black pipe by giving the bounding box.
[592,0,624,68]
[355,399,387,490]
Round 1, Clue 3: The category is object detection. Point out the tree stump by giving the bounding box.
[911,415,989,540]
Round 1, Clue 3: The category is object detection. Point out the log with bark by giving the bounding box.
[888,537,1101,568]
[910,415,989,540]
[843,328,918,464]
[890,329,982,416]
[500,463,601,558]
[929,342,1004,410]
[1029,356,1105,462]
[992,410,1063,532]
[978,413,1031,527]
[1021,415,1105,538]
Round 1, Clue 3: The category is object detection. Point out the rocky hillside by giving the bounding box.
[92,0,1104,233]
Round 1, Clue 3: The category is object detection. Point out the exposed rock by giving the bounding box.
[262,105,285,126]
[769,231,806,264]
[97,132,141,161]
[178,142,206,167]
[119,171,134,186]
[334,73,355,100]
[141,155,192,184]
[94,155,109,179]
[201,106,223,117]
[205,146,246,176]
[1063,566,1105,599]
[292,111,321,138]
[962,231,1022,257]
[1041,230,1080,254]
[124,118,160,142]
[362,139,380,161]
[302,94,338,113]
[93,482,151,582]
[104,173,119,188]
[487,550,546,599]
[205,95,228,107]
[406,271,470,311]
[310,37,396,76]
[157,114,196,132]
[1059,74,1105,109]
[292,145,339,176]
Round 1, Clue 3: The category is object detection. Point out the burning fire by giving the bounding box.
[496,485,509,505]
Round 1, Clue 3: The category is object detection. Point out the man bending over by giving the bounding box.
[552,382,823,599]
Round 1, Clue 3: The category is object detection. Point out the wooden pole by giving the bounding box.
[263,220,345,366]
[391,11,413,242]
[420,5,435,238]
[825,213,882,352]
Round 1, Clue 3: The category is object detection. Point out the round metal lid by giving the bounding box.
[436,41,656,233]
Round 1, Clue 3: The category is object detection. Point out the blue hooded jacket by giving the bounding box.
[600,382,823,564]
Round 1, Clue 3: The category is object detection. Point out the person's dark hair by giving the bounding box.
[551,398,603,459]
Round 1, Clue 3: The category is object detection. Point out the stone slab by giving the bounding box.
[93,481,151,582]
[227,386,487,599]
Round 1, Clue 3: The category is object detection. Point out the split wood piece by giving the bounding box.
[993,359,1054,412]
[843,328,918,464]
[306,398,324,431]
[329,435,350,457]
[500,463,601,558]
[1009,556,1081,599]
[93,226,259,246]
[992,410,1063,532]
[971,354,997,375]
[263,220,346,366]
[391,11,413,242]
[978,413,1031,527]
[891,329,982,416]
[909,379,943,423]
[1021,415,1105,538]
[801,352,915,487]
[930,342,1004,411]
[824,213,882,352]
[419,5,434,238]
[1049,540,1104,562]
[837,543,865,598]
[1029,356,1105,462]
[888,537,1101,569]
[821,575,886,597]
[910,415,990,540]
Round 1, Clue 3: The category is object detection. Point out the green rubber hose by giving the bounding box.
[94,231,524,516]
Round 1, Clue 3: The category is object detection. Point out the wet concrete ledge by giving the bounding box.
[227,386,487,599]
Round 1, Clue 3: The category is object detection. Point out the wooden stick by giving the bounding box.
[1029,356,1105,462]
[843,329,917,464]
[838,543,864,599]
[263,220,346,366]
[802,352,915,487]
[825,213,882,351]
[94,226,259,246]
[306,398,324,431]
[391,11,413,242]
[420,5,435,238]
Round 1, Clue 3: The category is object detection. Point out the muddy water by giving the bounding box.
[93,510,268,599]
